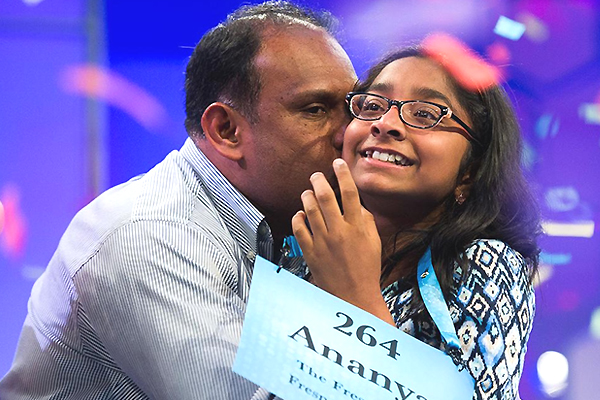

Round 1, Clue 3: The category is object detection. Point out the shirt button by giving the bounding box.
[257,224,269,236]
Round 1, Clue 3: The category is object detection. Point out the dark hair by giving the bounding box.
[358,47,541,306]
[184,1,337,137]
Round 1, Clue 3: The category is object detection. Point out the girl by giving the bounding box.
[292,47,541,400]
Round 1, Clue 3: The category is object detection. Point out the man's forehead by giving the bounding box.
[255,29,353,80]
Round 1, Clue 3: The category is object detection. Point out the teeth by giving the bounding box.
[361,150,412,166]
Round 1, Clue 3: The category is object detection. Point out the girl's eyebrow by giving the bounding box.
[413,87,455,109]
[367,82,393,93]
[367,83,457,110]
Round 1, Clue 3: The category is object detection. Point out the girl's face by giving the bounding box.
[342,56,473,222]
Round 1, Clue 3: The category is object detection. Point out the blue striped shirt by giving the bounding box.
[0,139,299,399]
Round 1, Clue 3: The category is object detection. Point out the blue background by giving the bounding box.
[1,1,599,399]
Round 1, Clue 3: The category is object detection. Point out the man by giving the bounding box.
[0,1,356,399]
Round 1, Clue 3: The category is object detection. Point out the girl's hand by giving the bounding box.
[292,159,394,324]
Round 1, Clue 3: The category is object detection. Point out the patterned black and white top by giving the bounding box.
[0,138,300,400]
[382,239,535,400]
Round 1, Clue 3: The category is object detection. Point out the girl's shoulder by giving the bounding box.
[451,239,534,326]
[460,239,527,278]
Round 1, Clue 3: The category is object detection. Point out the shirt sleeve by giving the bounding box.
[450,240,535,400]
[74,219,258,399]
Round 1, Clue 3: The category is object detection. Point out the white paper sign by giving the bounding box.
[233,256,474,400]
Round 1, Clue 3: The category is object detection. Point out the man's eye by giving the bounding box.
[304,105,327,115]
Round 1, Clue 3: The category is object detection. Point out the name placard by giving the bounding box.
[233,256,474,400]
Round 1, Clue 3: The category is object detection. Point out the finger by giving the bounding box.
[361,206,380,239]
[309,172,342,230]
[300,189,328,236]
[333,159,362,223]
[291,210,314,255]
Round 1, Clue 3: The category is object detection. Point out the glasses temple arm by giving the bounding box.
[449,115,482,147]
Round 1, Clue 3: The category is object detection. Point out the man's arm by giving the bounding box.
[76,219,258,399]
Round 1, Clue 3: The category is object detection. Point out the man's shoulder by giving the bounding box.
[69,150,206,231]
[57,149,230,276]
[129,148,216,223]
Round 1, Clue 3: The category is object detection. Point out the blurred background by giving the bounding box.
[0,0,598,398]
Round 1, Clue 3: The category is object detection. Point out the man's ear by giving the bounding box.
[200,102,247,161]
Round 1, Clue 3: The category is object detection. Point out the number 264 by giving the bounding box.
[333,312,400,360]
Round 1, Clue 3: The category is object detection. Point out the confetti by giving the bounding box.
[544,186,579,212]
[486,42,511,65]
[542,220,594,238]
[539,252,572,266]
[422,33,502,92]
[591,307,600,340]
[0,199,4,235]
[59,64,168,132]
[579,103,600,125]
[518,12,550,43]
[494,16,526,41]
[535,114,560,139]
[0,185,28,261]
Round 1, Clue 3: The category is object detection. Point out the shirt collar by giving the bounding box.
[179,138,271,260]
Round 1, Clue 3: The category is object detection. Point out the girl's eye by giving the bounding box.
[413,109,437,120]
[363,102,384,112]
[406,104,443,126]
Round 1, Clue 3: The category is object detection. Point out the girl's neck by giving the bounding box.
[370,205,445,288]
[370,205,443,244]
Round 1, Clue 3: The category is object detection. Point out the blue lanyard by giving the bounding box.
[282,235,303,258]
[417,247,464,367]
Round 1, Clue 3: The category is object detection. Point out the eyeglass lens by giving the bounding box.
[350,94,444,128]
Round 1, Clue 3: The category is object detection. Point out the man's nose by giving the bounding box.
[333,111,352,152]
[333,124,346,152]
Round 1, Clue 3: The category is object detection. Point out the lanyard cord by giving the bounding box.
[417,247,465,369]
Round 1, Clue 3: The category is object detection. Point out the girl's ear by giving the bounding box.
[455,171,473,205]
[200,102,249,161]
